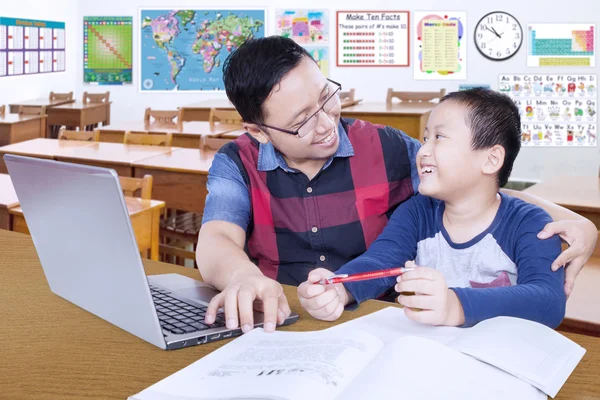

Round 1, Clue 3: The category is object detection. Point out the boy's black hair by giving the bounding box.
[223,36,313,124]
[440,88,521,187]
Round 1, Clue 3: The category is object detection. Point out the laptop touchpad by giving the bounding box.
[147,273,220,302]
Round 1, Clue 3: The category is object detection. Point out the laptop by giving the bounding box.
[4,154,299,350]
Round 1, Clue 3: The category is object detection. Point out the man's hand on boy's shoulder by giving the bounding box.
[395,261,465,326]
[537,218,599,296]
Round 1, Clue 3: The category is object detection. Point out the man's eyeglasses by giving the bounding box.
[254,79,342,138]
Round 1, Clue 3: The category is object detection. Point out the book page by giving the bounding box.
[339,336,546,400]
[130,328,384,400]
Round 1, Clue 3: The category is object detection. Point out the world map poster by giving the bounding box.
[140,8,265,91]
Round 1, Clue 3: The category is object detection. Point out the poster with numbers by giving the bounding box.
[414,11,467,80]
[0,17,65,77]
[336,11,409,67]
[499,74,597,147]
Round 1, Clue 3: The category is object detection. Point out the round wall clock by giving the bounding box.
[474,11,523,61]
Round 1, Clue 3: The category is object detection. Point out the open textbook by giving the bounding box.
[129,307,586,400]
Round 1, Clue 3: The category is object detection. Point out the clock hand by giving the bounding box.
[491,27,503,38]
[485,26,501,39]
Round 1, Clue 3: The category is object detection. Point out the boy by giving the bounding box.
[297,89,566,328]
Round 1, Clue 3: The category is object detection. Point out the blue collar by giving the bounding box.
[257,122,354,173]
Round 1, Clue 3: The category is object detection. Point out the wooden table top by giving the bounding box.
[0,138,96,158]
[564,257,600,331]
[55,142,179,165]
[98,121,242,137]
[8,98,75,108]
[0,229,599,399]
[0,173,18,209]
[524,176,600,212]
[341,101,436,115]
[0,114,44,125]
[134,148,216,174]
[50,101,111,111]
[181,98,235,110]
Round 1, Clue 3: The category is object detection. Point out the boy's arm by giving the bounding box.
[502,188,598,295]
[451,209,566,328]
[335,196,424,305]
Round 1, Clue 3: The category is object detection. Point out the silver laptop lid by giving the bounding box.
[5,154,166,349]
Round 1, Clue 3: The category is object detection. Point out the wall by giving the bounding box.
[5,0,599,181]
[0,0,78,104]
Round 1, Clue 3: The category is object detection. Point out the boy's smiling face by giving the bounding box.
[417,101,493,201]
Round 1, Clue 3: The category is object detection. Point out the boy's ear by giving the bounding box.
[482,145,505,176]
[243,123,270,144]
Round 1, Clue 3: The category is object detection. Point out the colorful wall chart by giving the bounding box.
[499,74,597,147]
[0,17,65,77]
[275,9,329,76]
[140,9,265,91]
[527,24,595,67]
[84,17,132,85]
[414,11,466,80]
[336,11,409,67]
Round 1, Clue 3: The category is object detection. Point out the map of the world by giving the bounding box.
[140,9,265,91]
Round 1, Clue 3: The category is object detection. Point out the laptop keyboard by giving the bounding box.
[150,285,226,335]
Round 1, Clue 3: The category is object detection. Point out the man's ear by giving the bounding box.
[482,145,505,177]
[243,123,269,144]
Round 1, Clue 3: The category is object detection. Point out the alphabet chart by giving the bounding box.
[499,74,597,147]
[0,17,66,77]
[336,11,409,67]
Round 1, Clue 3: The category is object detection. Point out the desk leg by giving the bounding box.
[150,207,163,261]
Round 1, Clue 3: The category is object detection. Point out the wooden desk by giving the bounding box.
[0,173,18,230]
[341,102,434,140]
[525,176,600,229]
[97,121,243,149]
[179,99,235,121]
[8,97,75,113]
[560,256,600,336]
[0,138,96,174]
[1,229,599,400]
[46,101,112,137]
[133,148,216,213]
[0,114,46,146]
[9,197,165,260]
[53,142,178,177]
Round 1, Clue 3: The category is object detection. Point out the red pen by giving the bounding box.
[314,267,413,285]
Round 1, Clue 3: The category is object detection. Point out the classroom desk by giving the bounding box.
[8,97,75,113]
[46,101,112,137]
[179,98,234,121]
[0,138,96,174]
[96,121,243,148]
[0,229,599,400]
[524,176,600,229]
[133,148,216,213]
[0,114,47,146]
[53,142,178,177]
[340,102,434,140]
[0,173,18,230]
[560,256,600,336]
[8,197,165,260]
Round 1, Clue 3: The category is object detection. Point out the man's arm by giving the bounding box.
[502,188,598,295]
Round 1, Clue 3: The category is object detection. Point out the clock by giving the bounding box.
[474,11,523,61]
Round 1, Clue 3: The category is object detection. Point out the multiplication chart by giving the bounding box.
[336,11,409,66]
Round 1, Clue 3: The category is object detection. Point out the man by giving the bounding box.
[198,36,598,334]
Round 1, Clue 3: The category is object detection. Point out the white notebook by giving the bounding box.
[129,307,586,400]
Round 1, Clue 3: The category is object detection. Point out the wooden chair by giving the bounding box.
[18,105,46,115]
[57,127,100,142]
[124,131,172,147]
[386,88,446,106]
[0,105,5,116]
[82,91,110,104]
[144,108,181,125]
[201,136,233,151]
[119,175,153,200]
[49,91,73,101]
[208,108,243,129]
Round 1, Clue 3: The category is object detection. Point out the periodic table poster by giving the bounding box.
[336,11,409,67]
[0,17,65,77]
[499,74,597,147]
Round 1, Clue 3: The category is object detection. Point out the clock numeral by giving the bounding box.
[497,51,502,57]
[515,32,521,39]
[477,32,483,39]
[481,42,486,49]
[513,23,517,30]
[479,24,488,31]
[514,42,518,49]
[506,48,511,55]
[496,14,504,22]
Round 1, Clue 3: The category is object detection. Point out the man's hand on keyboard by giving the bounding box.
[204,274,291,334]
